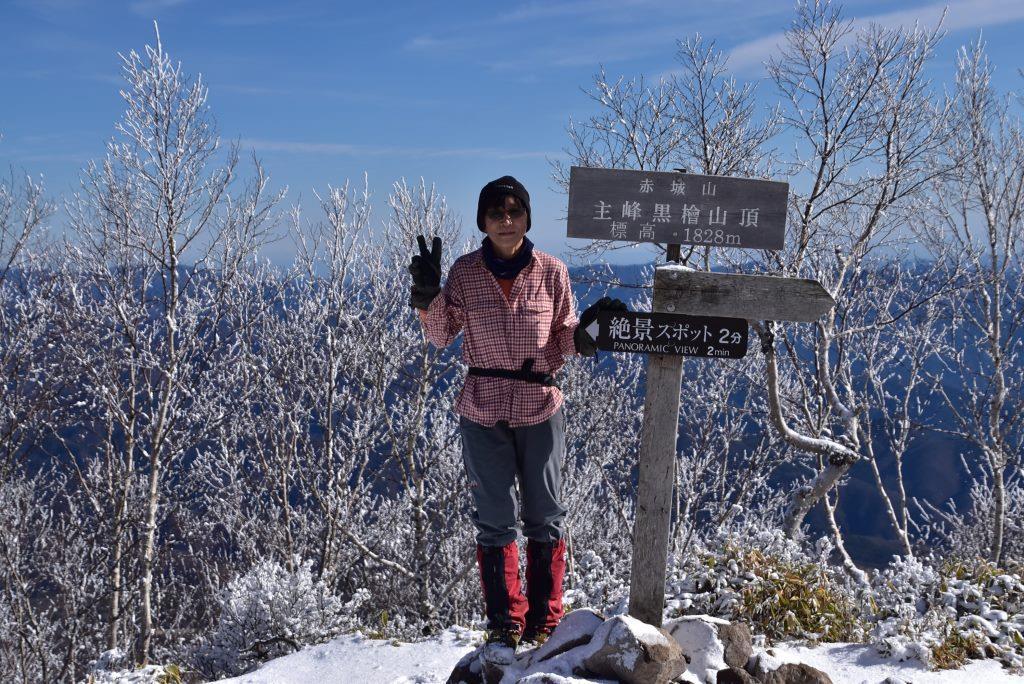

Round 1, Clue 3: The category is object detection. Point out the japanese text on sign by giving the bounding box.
[592,310,748,359]
[567,167,787,250]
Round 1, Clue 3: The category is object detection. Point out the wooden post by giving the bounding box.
[565,165,826,628]
[628,262,683,626]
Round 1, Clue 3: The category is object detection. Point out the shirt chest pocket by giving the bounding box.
[519,305,553,350]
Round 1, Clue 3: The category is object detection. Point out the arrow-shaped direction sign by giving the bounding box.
[587,310,748,358]
[654,266,835,322]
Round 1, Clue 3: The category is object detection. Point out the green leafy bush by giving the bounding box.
[665,523,864,643]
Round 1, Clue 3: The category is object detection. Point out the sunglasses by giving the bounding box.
[486,207,526,222]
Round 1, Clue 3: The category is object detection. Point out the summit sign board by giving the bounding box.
[567,166,787,250]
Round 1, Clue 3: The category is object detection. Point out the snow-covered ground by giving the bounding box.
[215,628,478,684]
[213,627,1024,684]
[771,643,1022,684]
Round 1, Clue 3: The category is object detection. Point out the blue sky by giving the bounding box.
[2,0,1024,265]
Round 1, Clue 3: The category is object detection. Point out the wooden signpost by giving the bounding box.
[652,268,835,322]
[567,166,788,250]
[585,310,748,359]
[566,165,836,627]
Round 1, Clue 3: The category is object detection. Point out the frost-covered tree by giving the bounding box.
[555,2,961,581]
[0,161,83,683]
[857,292,950,558]
[61,27,282,665]
[754,3,954,558]
[923,40,1024,566]
[192,557,363,678]
[671,355,784,558]
[0,168,56,478]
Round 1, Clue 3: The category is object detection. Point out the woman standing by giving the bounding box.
[409,176,624,648]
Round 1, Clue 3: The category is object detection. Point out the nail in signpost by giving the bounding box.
[566,165,836,628]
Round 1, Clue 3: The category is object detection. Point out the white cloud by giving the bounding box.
[240,139,552,160]
[496,0,657,23]
[128,0,192,16]
[403,34,474,52]
[727,0,1024,75]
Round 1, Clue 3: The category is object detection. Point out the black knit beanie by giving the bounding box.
[476,176,531,232]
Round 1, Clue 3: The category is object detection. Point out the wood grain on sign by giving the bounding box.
[655,268,835,322]
[627,277,684,627]
[567,166,788,250]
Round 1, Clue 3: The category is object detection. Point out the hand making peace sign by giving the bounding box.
[408,235,443,310]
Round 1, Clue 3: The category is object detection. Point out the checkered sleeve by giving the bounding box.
[422,267,465,348]
[550,261,579,358]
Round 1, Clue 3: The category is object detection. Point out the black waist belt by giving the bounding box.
[467,358,558,388]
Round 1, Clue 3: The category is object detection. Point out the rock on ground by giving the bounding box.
[523,608,605,668]
[717,623,752,669]
[447,609,608,684]
[582,615,686,684]
[716,665,758,683]
[745,651,783,680]
[761,662,834,684]
[446,611,837,684]
[665,615,731,683]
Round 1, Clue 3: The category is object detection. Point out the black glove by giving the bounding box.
[574,296,627,357]
[409,234,443,310]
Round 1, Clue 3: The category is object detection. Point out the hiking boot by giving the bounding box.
[520,626,551,648]
[484,627,522,650]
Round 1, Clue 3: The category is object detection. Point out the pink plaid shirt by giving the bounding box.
[422,246,579,427]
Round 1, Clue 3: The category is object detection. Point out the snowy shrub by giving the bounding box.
[868,555,1024,670]
[189,557,366,678]
[665,521,864,643]
[82,649,182,683]
[869,555,956,666]
[916,468,1024,565]
[563,546,631,617]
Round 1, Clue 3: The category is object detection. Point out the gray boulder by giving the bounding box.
[664,615,730,683]
[480,643,517,684]
[716,666,757,683]
[761,662,833,684]
[446,647,484,684]
[582,615,687,684]
[717,623,752,669]
[744,651,783,680]
[524,608,605,667]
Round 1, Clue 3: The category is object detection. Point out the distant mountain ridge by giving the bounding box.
[13,261,984,568]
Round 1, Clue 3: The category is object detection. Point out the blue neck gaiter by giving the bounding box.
[482,236,534,280]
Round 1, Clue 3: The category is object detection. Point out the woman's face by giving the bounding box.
[483,195,528,259]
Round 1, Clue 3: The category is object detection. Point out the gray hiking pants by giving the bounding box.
[459,408,567,547]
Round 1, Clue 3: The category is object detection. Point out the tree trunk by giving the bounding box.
[107,527,123,651]
[413,488,435,629]
[136,451,160,666]
[758,324,860,538]
[991,463,1005,566]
